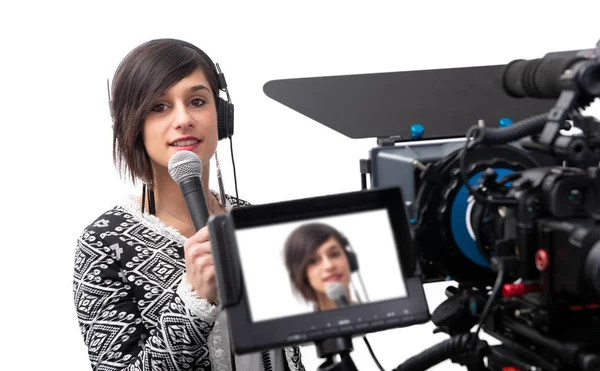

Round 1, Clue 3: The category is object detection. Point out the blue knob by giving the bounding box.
[469,299,477,314]
[411,124,424,139]
[499,117,513,127]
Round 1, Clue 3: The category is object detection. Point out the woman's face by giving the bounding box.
[305,236,351,297]
[142,68,219,172]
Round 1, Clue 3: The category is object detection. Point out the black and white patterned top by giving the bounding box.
[73,193,305,371]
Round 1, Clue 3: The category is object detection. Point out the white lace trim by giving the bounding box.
[117,191,233,371]
[208,315,229,371]
[284,346,302,371]
[176,272,220,322]
[118,194,188,245]
[117,191,233,243]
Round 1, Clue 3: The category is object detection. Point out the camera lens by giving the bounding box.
[568,188,584,206]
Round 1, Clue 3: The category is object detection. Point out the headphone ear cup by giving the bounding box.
[217,97,234,140]
[345,247,359,272]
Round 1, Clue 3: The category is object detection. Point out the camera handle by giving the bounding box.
[315,336,359,371]
[521,59,600,167]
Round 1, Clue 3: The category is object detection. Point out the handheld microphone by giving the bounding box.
[168,150,210,231]
[325,282,350,308]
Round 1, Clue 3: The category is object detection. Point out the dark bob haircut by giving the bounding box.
[110,38,220,185]
[283,223,349,303]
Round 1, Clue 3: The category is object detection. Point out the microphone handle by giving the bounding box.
[335,295,350,308]
[178,175,210,231]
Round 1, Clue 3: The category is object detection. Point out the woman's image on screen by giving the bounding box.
[283,223,362,311]
[236,208,408,323]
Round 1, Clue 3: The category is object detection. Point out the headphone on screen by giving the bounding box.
[338,233,359,273]
[108,38,234,141]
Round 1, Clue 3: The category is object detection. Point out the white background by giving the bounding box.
[2,1,600,370]
[237,209,407,322]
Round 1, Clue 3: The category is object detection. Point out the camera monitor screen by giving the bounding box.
[208,187,430,354]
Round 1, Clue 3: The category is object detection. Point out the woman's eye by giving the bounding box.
[191,98,205,107]
[151,104,167,112]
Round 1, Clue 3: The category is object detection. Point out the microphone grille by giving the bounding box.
[168,150,203,183]
[325,282,346,302]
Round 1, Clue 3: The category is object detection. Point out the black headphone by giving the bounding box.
[338,234,359,273]
[108,38,234,141]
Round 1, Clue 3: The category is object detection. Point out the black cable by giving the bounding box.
[362,336,385,371]
[458,113,548,207]
[473,258,505,338]
[478,113,549,145]
[458,126,513,206]
[392,333,477,371]
[230,346,237,371]
[229,137,239,202]
[261,351,273,371]
[393,260,505,371]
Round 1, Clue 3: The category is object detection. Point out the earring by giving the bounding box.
[148,185,156,215]
[215,151,227,207]
[142,184,147,214]
[141,183,156,215]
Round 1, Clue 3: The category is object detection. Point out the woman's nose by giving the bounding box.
[322,257,335,270]
[171,104,194,129]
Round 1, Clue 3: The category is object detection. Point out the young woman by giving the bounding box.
[73,38,305,371]
[283,223,357,311]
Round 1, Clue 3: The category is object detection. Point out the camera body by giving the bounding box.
[494,166,600,302]
[361,41,600,370]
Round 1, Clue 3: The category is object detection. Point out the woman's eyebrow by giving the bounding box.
[326,244,340,252]
[190,85,209,92]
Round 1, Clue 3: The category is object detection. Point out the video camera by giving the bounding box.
[208,40,600,371]
[391,42,600,371]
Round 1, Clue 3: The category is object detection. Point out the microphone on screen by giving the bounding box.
[326,282,350,308]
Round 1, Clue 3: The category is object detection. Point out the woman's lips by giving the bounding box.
[323,274,343,283]
[170,139,201,151]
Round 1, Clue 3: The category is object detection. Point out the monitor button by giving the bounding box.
[323,328,338,336]
[385,317,402,326]
[308,330,324,338]
[370,320,385,327]
[355,322,370,331]
[286,333,305,342]
[339,325,354,334]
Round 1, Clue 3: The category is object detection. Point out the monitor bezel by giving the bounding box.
[210,187,431,354]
